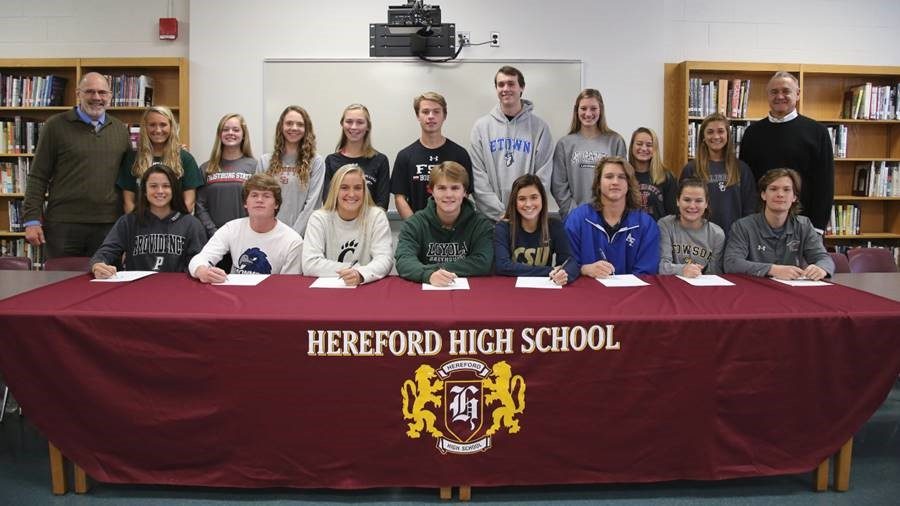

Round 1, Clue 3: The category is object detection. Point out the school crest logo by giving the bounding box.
[401,359,526,455]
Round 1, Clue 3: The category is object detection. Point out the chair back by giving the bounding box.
[828,252,851,274]
[0,256,32,270]
[43,256,91,272]
[848,248,898,273]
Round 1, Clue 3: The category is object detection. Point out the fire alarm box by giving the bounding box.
[159,18,178,40]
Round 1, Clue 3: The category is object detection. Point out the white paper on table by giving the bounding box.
[515,276,563,289]
[675,274,735,287]
[595,274,650,287]
[90,271,158,282]
[422,278,470,290]
[309,277,357,289]
[770,277,831,287]
[213,274,269,286]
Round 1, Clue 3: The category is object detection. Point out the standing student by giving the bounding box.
[195,113,257,238]
[565,156,660,277]
[189,173,303,281]
[680,113,755,234]
[494,174,579,285]
[724,168,834,280]
[91,164,207,278]
[657,178,725,276]
[117,106,204,214]
[739,71,834,232]
[469,65,553,221]
[322,104,390,210]
[395,161,494,286]
[23,72,131,258]
[391,92,472,219]
[551,88,627,220]
[258,105,325,236]
[303,164,393,285]
[628,127,676,220]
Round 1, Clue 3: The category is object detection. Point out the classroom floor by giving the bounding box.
[2,379,898,505]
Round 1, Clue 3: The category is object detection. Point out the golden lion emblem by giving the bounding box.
[401,364,444,438]
[483,361,526,435]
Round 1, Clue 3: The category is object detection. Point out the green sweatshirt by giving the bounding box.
[395,198,494,282]
[23,108,130,224]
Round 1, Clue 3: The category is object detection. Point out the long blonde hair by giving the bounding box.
[628,127,668,186]
[335,104,377,159]
[206,113,253,175]
[131,106,183,178]
[321,164,378,254]
[266,105,316,187]
[695,113,739,187]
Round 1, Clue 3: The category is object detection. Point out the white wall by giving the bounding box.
[3,0,899,163]
[189,0,900,161]
[0,0,188,57]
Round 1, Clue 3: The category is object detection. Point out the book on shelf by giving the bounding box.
[827,203,860,236]
[0,73,68,107]
[0,117,43,154]
[129,124,141,150]
[0,158,30,194]
[103,74,155,107]
[688,77,751,118]
[842,82,900,120]
[855,161,899,197]
[827,124,848,158]
[6,200,23,232]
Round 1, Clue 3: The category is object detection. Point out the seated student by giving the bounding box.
[189,173,303,282]
[657,178,725,277]
[494,174,579,285]
[302,164,393,285]
[91,163,207,278]
[395,161,493,287]
[724,168,834,280]
[564,156,660,277]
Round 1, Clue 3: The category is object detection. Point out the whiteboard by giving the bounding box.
[262,59,583,172]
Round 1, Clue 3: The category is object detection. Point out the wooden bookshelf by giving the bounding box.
[664,61,900,251]
[0,57,188,266]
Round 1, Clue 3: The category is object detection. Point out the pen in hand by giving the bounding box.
[597,247,615,276]
[549,258,569,280]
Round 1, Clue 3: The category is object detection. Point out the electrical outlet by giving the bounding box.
[490,31,500,47]
[458,31,471,46]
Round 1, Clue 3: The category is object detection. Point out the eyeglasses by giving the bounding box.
[79,89,112,97]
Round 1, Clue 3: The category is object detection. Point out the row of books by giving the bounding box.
[0,117,43,154]
[1,74,68,107]
[852,161,899,197]
[841,83,899,120]
[6,200,24,232]
[100,74,154,107]
[827,204,860,236]
[826,124,849,159]
[686,121,746,159]
[0,242,43,266]
[688,78,751,118]
[0,158,29,194]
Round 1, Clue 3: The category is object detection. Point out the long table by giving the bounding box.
[0,273,898,493]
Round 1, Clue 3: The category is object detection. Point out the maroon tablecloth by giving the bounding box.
[1,273,898,489]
